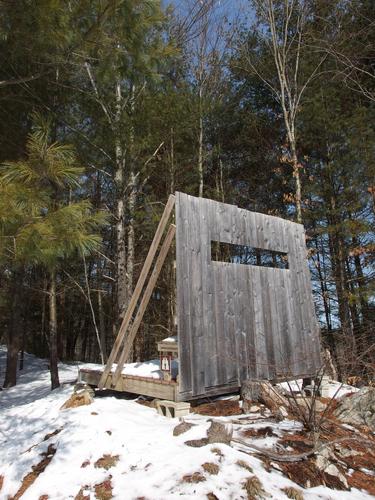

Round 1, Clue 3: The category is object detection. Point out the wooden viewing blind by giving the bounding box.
[175,192,321,400]
[98,191,321,401]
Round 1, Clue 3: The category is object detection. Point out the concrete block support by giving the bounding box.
[156,400,191,418]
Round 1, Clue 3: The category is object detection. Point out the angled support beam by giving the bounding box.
[111,224,176,387]
[98,194,175,389]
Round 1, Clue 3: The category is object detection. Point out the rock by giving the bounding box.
[173,420,195,436]
[324,465,349,490]
[292,396,326,413]
[334,387,375,429]
[60,390,93,410]
[334,444,360,458]
[74,383,95,397]
[319,375,332,398]
[207,421,233,445]
[185,438,209,448]
[249,405,260,412]
[207,493,219,500]
[315,447,349,490]
[184,421,233,448]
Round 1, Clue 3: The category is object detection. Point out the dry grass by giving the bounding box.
[281,486,304,500]
[210,447,224,458]
[94,454,119,471]
[94,477,113,500]
[206,493,219,500]
[0,475,3,492]
[243,475,266,499]
[75,488,90,500]
[181,472,206,483]
[236,460,253,473]
[202,462,219,475]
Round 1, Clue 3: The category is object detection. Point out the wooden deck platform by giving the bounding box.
[79,368,179,401]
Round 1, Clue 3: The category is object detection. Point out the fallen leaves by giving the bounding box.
[202,462,220,475]
[94,477,113,500]
[243,475,266,499]
[193,400,242,416]
[94,454,120,471]
[181,472,206,483]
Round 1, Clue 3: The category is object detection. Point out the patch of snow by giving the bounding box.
[278,378,359,399]
[161,336,177,343]
[80,358,179,380]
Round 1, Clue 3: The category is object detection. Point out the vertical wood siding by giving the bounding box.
[176,192,321,399]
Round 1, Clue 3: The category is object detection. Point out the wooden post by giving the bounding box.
[98,194,175,389]
[111,224,176,387]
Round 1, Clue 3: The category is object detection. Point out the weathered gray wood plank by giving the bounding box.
[175,192,321,399]
[176,192,193,396]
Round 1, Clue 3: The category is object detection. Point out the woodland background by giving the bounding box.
[0,0,373,389]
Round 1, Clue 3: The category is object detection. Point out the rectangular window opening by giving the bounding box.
[211,241,289,269]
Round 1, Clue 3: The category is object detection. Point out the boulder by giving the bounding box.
[173,420,195,436]
[334,387,375,430]
[315,447,349,489]
[60,386,93,410]
[207,421,233,445]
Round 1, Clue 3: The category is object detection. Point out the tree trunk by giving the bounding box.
[3,269,23,388]
[352,236,370,324]
[98,289,106,362]
[215,149,225,203]
[126,170,136,307]
[49,269,60,390]
[114,78,128,327]
[314,234,332,331]
[290,142,302,223]
[123,84,137,362]
[115,189,127,323]
[198,101,204,198]
[345,257,360,331]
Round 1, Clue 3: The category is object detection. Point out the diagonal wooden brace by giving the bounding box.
[111,224,176,387]
[98,194,175,389]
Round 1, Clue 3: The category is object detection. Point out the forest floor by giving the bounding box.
[0,347,373,500]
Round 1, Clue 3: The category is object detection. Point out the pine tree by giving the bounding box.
[0,117,107,389]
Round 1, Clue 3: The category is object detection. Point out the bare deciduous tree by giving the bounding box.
[242,0,326,222]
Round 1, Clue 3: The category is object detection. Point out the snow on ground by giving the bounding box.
[80,358,179,380]
[278,378,359,399]
[0,347,372,500]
